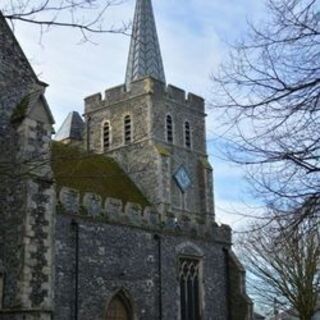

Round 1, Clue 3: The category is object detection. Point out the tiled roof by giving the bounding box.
[52,142,149,207]
[125,0,166,86]
[54,111,84,142]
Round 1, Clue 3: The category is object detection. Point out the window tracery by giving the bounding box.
[179,258,201,320]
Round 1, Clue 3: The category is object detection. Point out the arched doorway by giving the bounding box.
[106,292,132,320]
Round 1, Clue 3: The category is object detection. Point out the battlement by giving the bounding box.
[166,85,204,110]
[84,77,205,114]
[58,187,231,243]
[166,85,185,103]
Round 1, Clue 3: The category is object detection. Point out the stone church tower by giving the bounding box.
[1,1,253,319]
[85,0,214,224]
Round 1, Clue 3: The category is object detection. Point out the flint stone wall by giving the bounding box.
[58,187,231,243]
[54,213,230,320]
[0,116,55,319]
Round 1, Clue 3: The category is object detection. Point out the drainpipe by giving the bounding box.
[0,273,4,309]
[71,220,79,320]
[154,234,162,320]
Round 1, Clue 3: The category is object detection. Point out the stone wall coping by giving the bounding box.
[58,187,232,243]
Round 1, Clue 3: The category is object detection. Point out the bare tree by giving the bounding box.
[211,0,320,225]
[238,215,320,320]
[1,0,130,40]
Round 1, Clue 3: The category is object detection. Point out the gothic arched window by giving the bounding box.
[103,121,111,150]
[185,121,191,148]
[179,258,201,320]
[106,292,132,320]
[124,115,132,144]
[166,115,173,143]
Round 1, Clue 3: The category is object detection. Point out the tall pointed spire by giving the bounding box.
[125,0,166,86]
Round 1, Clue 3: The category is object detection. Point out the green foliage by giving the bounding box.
[10,95,29,125]
[155,144,170,157]
[200,158,212,170]
[51,142,149,208]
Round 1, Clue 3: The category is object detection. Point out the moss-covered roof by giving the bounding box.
[200,157,213,170]
[52,142,149,207]
[155,144,171,157]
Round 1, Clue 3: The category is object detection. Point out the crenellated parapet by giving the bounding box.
[84,77,205,115]
[166,84,204,111]
[57,187,231,243]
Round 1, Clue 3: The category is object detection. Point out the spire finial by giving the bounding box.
[125,0,166,86]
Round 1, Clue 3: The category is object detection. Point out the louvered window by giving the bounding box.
[124,115,132,144]
[103,121,111,150]
[179,258,201,320]
[166,115,173,143]
[185,121,191,148]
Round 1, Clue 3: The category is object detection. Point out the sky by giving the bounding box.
[11,0,266,230]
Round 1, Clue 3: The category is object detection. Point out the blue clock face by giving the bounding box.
[174,166,192,192]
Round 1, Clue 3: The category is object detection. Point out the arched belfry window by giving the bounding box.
[106,292,132,320]
[185,121,191,148]
[124,115,132,144]
[166,115,173,143]
[179,258,201,320]
[103,121,111,150]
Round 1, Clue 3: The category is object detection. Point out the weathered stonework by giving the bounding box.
[57,187,230,242]
[227,251,253,320]
[84,77,215,225]
[0,13,55,320]
[1,0,253,318]
[0,115,55,320]
[54,214,231,320]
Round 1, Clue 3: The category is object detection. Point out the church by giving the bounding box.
[0,0,252,319]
